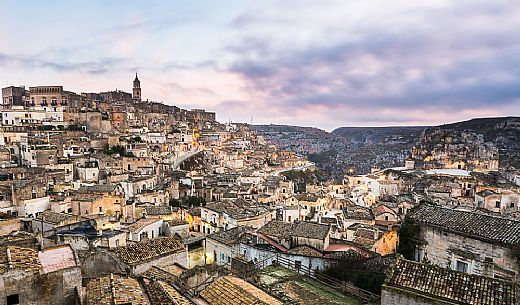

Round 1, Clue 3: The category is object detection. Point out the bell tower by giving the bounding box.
[133,73,141,102]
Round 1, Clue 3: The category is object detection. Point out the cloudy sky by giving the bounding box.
[1,0,520,130]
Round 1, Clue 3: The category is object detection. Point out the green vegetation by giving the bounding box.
[103,145,125,156]
[169,199,182,207]
[280,169,327,192]
[67,124,84,131]
[126,136,143,143]
[38,125,56,131]
[396,202,431,260]
[186,196,206,207]
[307,149,337,164]
[258,266,362,305]
[323,264,385,295]
[396,218,421,260]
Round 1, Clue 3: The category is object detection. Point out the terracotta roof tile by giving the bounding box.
[385,257,516,305]
[114,237,184,265]
[86,274,148,305]
[409,204,520,245]
[200,276,282,305]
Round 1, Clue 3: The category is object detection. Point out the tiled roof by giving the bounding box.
[287,245,323,257]
[257,220,293,240]
[86,274,149,305]
[292,221,330,240]
[207,226,249,245]
[408,204,520,245]
[38,245,77,274]
[385,257,516,305]
[158,281,193,305]
[37,211,84,225]
[343,205,374,221]
[205,200,270,220]
[72,193,104,202]
[168,219,189,227]
[145,206,173,215]
[294,193,319,202]
[200,276,282,305]
[373,204,396,216]
[258,220,330,241]
[114,237,184,265]
[141,266,179,283]
[77,184,119,194]
[126,218,162,233]
[142,278,193,305]
[0,246,41,274]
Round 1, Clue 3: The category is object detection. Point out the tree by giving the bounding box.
[169,199,181,207]
[186,196,206,207]
[397,218,421,260]
[103,145,125,156]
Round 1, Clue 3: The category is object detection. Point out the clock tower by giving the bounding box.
[132,73,141,102]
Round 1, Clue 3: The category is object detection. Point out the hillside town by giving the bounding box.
[1,75,520,305]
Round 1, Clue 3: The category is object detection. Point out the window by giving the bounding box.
[511,202,515,208]
[414,247,424,262]
[294,260,302,271]
[496,201,501,208]
[456,260,468,273]
[99,207,103,213]
[6,294,19,305]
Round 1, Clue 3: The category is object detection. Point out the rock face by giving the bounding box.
[412,128,499,171]
[252,117,520,178]
[413,117,520,170]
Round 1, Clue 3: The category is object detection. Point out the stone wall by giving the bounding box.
[381,286,452,305]
[80,251,125,279]
[0,267,81,305]
[131,251,187,274]
[421,226,517,280]
[0,219,20,235]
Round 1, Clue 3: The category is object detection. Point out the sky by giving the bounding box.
[1,0,520,131]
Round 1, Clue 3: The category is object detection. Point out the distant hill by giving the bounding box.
[251,117,520,176]
[434,117,520,169]
[333,117,520,170]
[332,126,427,145]
[250,124,339,155]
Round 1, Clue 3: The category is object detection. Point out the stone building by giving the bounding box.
[199,275,282,305]
[0,245,82,305]
[85,274,148,305]
[409,204,520,280]
[132,73,141,102]
[201,200,275,234]
[1,86,26,109]
[27,86,68,121]
[257,220,332,251]
[205,226,249,266]
[113,236,187,274]
[126,218,164,242]
[382,256,516,305]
